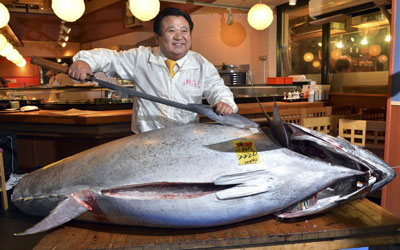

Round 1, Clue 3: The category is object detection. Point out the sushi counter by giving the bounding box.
[0,101,325,172]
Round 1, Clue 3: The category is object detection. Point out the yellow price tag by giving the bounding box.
[233,140,260,165]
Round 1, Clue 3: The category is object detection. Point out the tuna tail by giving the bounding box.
[14,190,92,236]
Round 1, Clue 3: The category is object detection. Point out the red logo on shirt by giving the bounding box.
[183,79,200,88]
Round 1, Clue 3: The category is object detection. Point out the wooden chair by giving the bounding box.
[338,119,366,147]
[332,105,355,115]
[303,116,334,136]
[360,107,386,121]
[279,108,302,124]
[330,113,363,137]
[301,106,332,119]
[365,120,386,158]
[0,148,8,211]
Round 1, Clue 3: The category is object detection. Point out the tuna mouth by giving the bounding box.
[286,123,394,192]
[275,173,375,218]
[102,182,236,200]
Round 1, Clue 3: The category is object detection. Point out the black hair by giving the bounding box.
[153,7,194,36]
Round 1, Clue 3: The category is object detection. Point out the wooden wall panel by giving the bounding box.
[381,0,400,216]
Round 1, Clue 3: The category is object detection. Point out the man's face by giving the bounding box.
[156,15,191,61]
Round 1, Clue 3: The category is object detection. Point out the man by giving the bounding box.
[68,7,238,133]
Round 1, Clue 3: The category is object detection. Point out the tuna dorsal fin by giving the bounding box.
[214,170,274,200]
[270,101,289,148]
[15,193,89,236]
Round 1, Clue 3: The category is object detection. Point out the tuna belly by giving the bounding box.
[87,183,278,228]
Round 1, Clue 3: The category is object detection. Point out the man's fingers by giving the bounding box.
[215,102,233,116]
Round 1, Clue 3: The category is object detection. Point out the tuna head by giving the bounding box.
[274,123,395,218]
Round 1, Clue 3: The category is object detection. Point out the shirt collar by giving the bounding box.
[160,52,187,68]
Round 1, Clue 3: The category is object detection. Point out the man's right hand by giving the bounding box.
[68,60,92,81]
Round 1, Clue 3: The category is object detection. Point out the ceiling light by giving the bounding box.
[0,3,10,28]
[385,35,391,42]
[378,55,388,64]
[289,0,297,6]
[129,0,160,21]
[5,49,20,62]
[361,37,368,45]
[336,41,344,48]
[60,21,72,34]
[52,0,85,22]
[57,58,62,63]
[0,43,13,57]
[58,41,67,47]
[16,60,26,67]
[312,60,321,68]
[59,34,69,42]
[247,3,273,30]
[0,34,8,51]
[303,52,314,62]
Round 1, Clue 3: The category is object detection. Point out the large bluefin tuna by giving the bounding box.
[12,121,395,235]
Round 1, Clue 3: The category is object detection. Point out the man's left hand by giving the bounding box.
[214,102,233,116]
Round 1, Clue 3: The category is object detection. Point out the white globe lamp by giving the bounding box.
[0,3,10,28]
[129,0,160,22]
[247,3,273,30]
[52,0,85,22]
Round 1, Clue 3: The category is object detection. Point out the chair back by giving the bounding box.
[338,119,366,146]
[361,107,386,121]
[332,105,355,115]
[365,120,386,158]
[279,108,302,124]
[301,106,332,119]
[303,116,334,135]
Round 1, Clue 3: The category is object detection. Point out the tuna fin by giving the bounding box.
[15,194,88,236]
[214,170,273,200]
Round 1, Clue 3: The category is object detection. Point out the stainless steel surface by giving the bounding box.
[218,64,250,85]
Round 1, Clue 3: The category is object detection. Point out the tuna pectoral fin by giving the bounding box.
[214,170,273,200]
[15,194,88,236]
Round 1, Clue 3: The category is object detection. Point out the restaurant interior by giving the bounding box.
[1,0,400,249]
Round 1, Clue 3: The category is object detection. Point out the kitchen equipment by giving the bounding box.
[218,64,249,85]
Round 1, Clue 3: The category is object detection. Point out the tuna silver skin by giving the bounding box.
[12,122,395,235]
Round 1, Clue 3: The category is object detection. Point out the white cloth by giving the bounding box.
[73,46,238,133]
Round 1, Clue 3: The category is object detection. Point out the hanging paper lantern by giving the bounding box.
[312,60,321,68]
[303,52,314,62]
[330,49,342,60]
[368,45,381,57]
[378,54,388,64]
[129,0,160,21]
[0,3,10,29]
[247,3,273,30]
[52,0,85,22]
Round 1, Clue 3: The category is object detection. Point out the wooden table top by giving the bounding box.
[33,199,400,250]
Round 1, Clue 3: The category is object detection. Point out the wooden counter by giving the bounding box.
[33,199,400,249]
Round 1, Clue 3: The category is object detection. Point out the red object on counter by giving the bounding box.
[284,77,293,84]
[267,77,285,84]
